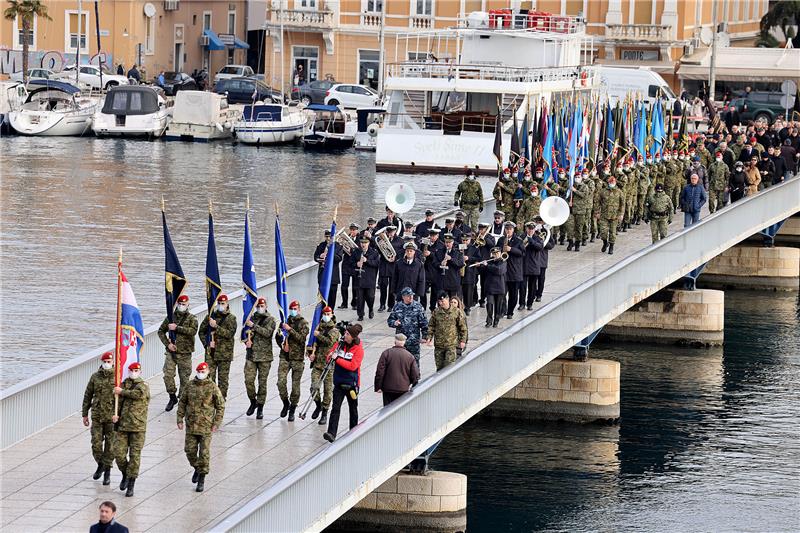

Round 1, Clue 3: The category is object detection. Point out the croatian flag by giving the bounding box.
[117,268,144,384]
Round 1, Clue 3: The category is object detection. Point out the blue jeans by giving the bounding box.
[684,210,701,228]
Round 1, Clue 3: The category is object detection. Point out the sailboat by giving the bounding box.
[8,80,96,136]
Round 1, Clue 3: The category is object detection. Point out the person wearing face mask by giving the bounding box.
[757,150,776,190]
[707,150,730,213]
[177,361,225,493]
[275,300,310,421]
[454,168,484,229]
[492,168,516,212]
[645,184,673,243]
[198,294,237,400]
[308,306,340,425]
[113,362,150,497]
[568,170,592,252]
[157,294,198,412]
[684,155,707,190]
[425,292,467,371]
[244,297,276,419]
[514,182,541,230]
[82,351,116,485]
[590,167,603,241]
[597,175,625,255]
[323,323,365,443]
[635,156,651,225]
[729,161,747,203]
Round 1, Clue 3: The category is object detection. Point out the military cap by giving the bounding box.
[503,221,516,229]
[349,222,360,229]
[443,233,454,240]
[216,294,227,303]
[101,351,113,362]
[462,231,473,238]
[322,306,333,314]
[455,210,465,219]
[490,246,501,253]
[324,229,332,237]
[400,287,415,296]
[525,221,536,229]
[256,297,266,306]
[385,205,394,211]
[196,361,208,372]
[359,236,371,243]
[385,225,397,231]
[403,241,418,250]
[477,222,490,228]
[404,220,414,228]
[177,294,189,303]
[536,166,543,172]
[425,209,435,216]
[428,227,441,234]
[533,215,544,223]
[366,217,376,224]
[607,175,617,183]
[437,290,449,300]
[128,362,141,371]
[655,183,664,191]
[403,234,415,241]
[749,136,756,144]
[493,210,505,217]
[445,217,454,223]
[289,300,300,309]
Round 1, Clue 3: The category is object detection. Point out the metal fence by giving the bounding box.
[0,202,491,449]
[213,179,800,532]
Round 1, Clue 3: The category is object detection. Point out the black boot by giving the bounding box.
[378,305,385,312]
[581,239,587,246]
[102,467,111,486]
[196,474,205,492]
[622,223,627,232]
[246,398,257,416]
[311,400,322,420]
[119,473,128,491]
[608,243,615,255]
[558,234,565,245]
[165,393,178,412]
[280,399,290,418]
[93,463,104,480]
[125,478,135,497]
[589,232,595,243]
[566,239,574,251]
[318,409,328,425]
[256,404,264,420]
[192,469,199,483]
[288,405,297,422]
[323,432,335,443]
[601,240,608,253]
[574,242,580,252]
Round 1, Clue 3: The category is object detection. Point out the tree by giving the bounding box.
[758,0,800,48]
[3,0,52,84]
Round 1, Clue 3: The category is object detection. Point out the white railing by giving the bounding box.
[214,178,800,533]
[410,15,433,29]
[386,62,594,86]
[456,13,584,34]
[268,8,334,28]
[605,23,672,42]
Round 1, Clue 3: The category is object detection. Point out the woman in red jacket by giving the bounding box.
[323,323,364,442]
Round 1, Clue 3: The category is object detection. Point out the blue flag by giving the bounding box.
[205,211,222,348]
[162,209,186,343]
[241,210,258,341]
[275,213,289,341]
[541,112,554,199]
[517,113,529,182]
[307,218,337,349]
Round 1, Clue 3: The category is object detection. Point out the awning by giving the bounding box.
[203,29,225,51]
[678,46,800,82]
[233,36,250,50]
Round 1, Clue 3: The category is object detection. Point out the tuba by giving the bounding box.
[334,229,357,255]
[539,196,570,247]
[373,227,397,262]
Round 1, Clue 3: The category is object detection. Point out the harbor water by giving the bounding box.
[2,138,798,532]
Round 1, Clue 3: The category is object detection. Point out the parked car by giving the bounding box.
[161,72,197,96]
[729,92,787,124]
[323,83,379,109]
[10,68,55,82]
[292,79,336,105]
[213,64,255,85]
[59,64,129,90]
[214,77,282,104]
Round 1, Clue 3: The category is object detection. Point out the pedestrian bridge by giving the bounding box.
[1,178,797,532]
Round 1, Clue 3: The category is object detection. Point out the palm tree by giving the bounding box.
[3,0,52,84]
[759,0,800,48]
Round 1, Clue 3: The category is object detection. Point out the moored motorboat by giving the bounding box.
[92,85,171,138]
[8,80,96,136]
[353,107,386,151]
[233,103,309,145]
[165,91,241,142]
[302,104,356,150]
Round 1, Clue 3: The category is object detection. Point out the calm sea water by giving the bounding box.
[432,290,800,532]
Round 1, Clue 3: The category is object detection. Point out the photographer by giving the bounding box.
[323,323,364,443]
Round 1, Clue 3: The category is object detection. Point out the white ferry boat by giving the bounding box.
[376,11,596,174]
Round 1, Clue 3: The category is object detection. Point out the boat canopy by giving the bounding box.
[26,80,81,94]
[306,104,341,113]
[356,107,386,131]
[101,86,160,115]
[242,104,283,121]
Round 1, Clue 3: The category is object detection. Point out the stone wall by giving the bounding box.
[702,246,799,290]
[603,289,724,346]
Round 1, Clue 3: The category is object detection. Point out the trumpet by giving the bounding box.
[468,252,508,268]
[475,231,487,248]
[335,229,357,255]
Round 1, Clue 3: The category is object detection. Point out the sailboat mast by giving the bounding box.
[75,0,83,84]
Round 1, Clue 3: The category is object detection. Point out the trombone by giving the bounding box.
[468,252,508,268]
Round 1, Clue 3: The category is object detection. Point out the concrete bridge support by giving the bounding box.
[485,358,620,424]
[331,471,467,533]
[603,289,725,346]
[701,246,799,291]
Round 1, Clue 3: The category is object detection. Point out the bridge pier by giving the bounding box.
[330,471,467,533]
[700,245,799,291]
[603,289,725,346]
[485,358,620,424]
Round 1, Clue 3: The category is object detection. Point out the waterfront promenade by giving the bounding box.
[0,210,674,532]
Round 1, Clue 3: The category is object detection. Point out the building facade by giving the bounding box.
[1,0,249,81]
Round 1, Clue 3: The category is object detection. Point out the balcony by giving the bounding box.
[410,15,432,29]
[164,0,179,11]
[605,24,672,42]
[267,8,334,29]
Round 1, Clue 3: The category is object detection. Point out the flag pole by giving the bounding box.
[114,247,123,416]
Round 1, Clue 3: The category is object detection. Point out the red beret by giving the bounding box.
[128,362,141,371]
[322,306,333,314]
[196,362,209,372]
[289,300,300,309]
[101,351,113,362]
[218,294,228,303]
[256,297,266,306]
[177,295,189,303]
[536,167,543,172]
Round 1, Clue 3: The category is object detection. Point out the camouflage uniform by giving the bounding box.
[114,376,150,479]
[310,318,340,410]
[514,194,541,229]
[583,177,596,238]
[177,377,225,475]
[646,190,674,243]
[454,177,484,229]
[425,306,467,371]
[244,310,276,405]
[707,160,730,213]
[199,310,237,399]
[275,314,310,407]
[387,299,429,366]
[697,145,713,169]
[591,175,604,239]
[82,367,115,469]
[568,180,592,245]
[492,178,516,217]
[598,183,625,245]
[636,164,651,222]
[158,310,198,396]
[625,167,638,226]
[665,160,682,211]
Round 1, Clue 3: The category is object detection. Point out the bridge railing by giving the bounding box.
[213,178,800,533]
[0,202,492,449]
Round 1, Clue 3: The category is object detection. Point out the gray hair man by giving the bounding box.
[374,334,420,406]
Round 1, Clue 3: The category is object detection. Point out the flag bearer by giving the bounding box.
[308,306,340,426]
[198,294,238,399]
[113,362,150,498]
[158,294,198,412]
[276,300,310,422]
[82,351,116,486]
[244,297,276,419]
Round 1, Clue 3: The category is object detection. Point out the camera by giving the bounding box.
[336,320,351,336]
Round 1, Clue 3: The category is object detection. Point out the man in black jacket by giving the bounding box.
[460,232,481,315]
[393,242,426,300]
[90,501,129,533]
[376,206,404,238]
[482,247,507,328]
[474,222,496,308]
[422,228,444,311]
[355,237,380,320]
[339,223,361,310]
[527,217,556,305]
[496,221,525,319]
[434,233,465,299]
[314,229,343,310]
[377,226,403,312]
[415,209,438,237]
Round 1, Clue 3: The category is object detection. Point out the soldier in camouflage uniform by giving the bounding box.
[696,140,713,169]
[636,156,651,224]
[177,361,225,493]
[664,151,682,213]
[492,169,516,218]
[707,150,730,213]
[514,182,541,230]
[198,294,237,400]
[590,167,603,241]
[453,169,484,229]
[597,175,625,255]
[646,183,674,243]
[82,351,116,485]
[158,294,198,412]
[113,361,150,498]
[244,297,275,419]
[653,153,666,189]
[425,292,467,372]
[275,300,310,421]
[387,287,429,370]
[308,306,340,425]
[567,170,592,251]
[624,158,639,230]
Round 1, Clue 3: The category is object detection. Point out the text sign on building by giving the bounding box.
[621,49,659,62]
[218,33,235,46]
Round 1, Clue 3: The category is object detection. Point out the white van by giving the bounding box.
[597,67,676,106]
